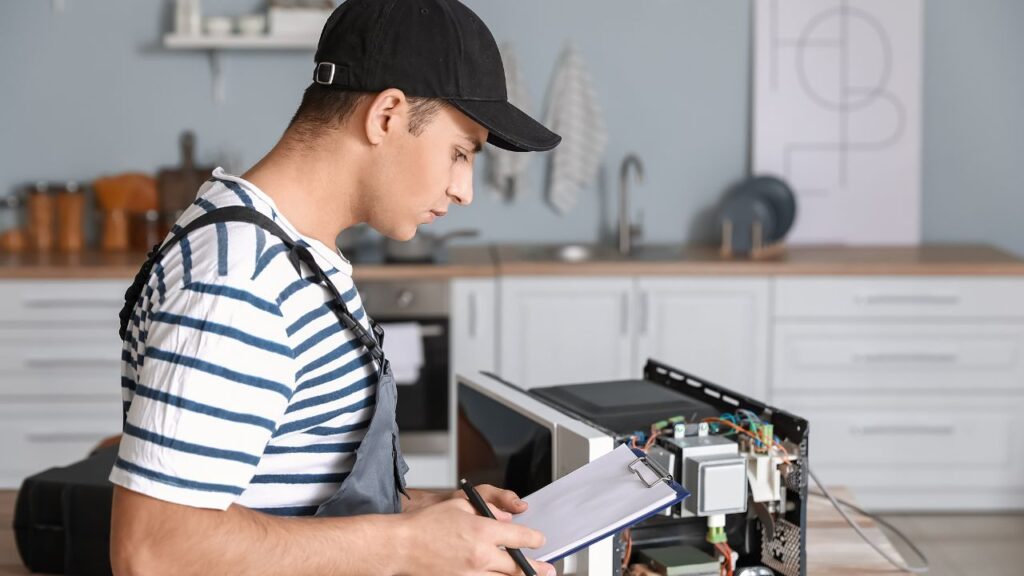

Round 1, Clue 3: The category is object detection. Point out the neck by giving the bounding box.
[241,130,366,249]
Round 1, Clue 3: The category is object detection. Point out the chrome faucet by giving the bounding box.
[618,154,644,255]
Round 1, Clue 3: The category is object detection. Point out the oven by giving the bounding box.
[358,279,450,433]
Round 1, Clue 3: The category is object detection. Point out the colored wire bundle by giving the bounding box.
[713,541,734,576]
[702,417,792,462]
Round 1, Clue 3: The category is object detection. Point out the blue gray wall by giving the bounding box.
[1,0,1021,255]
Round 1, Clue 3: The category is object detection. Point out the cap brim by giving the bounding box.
[447,99,561,152]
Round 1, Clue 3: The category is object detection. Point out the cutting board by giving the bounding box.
[157,131,213,220]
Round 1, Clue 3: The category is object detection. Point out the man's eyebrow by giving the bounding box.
[463,135,483,154]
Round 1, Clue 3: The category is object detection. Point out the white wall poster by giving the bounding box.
[753,0,923,244]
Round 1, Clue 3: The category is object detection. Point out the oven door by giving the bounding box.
[384,318,449,432]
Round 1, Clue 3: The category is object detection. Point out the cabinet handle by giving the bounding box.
[850,425,954,437]
[852,353,958,365]
[639,291,649,336]
[24,299,122,309]
[25,359,121,370]
[468,292,477,339]
[620,294,629,336]
[856,294,960,306]
[27,432,109,443]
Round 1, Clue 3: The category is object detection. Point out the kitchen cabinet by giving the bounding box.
[498,277,769,393]
[635,278,769,399]
[450,278,498,385]
[773,276,1024,510]
[499,277,634,388]
[0,280,126,488]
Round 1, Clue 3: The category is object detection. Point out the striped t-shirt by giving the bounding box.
[109,167,381,516]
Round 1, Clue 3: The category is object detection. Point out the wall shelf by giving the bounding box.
[162,34,317,104]
[163,33,317,50]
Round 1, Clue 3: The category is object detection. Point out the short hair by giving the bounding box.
[288,83,448,141]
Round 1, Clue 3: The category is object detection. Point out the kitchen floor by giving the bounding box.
[880,514,1024,576]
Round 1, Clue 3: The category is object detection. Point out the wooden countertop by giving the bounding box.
[1,244,1022,280]
[0,246,498,280]
[0,488,908,575]
[495,244,1024,276]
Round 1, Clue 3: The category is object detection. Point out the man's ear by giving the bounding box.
[364,88,408,146]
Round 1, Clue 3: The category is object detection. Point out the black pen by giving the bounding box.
[460,478,538,576]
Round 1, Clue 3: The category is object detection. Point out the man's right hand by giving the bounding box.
[397,497,556,576]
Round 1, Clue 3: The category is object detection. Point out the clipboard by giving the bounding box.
[510,444,690,562]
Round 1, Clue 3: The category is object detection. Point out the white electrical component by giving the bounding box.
[746,453,783,503]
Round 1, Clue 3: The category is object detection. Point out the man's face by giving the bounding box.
[369,104,487,241]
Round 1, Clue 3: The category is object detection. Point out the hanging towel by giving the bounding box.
[543,42,608,215]
[380,322,424,385]
[484,42,532,202]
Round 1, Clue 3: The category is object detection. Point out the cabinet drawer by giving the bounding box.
[772,323,1024,393]
[0,280,128,324]
[0,401,123,489]
[0,327,123,397]
[774,397,1024,494]
[774,277,1024,319]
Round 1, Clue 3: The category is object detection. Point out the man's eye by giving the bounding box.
[454,150,468,162]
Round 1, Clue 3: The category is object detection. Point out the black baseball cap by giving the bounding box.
[313,0,561,152]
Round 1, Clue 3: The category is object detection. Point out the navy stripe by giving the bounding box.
[146,347,293,399]
[274,395,376,436]
[286,304,331,337]
[155,262,166,303]
[219,179,255,208]
[121,348,137,369]
[286,371,375,414]
[294,353,374,395]
[150,311,294,358]
[121,376,137,392]
[252,227,267,280]
[250,472,349,484]
[253,243,289,279]
[252,505,319,517]
[306,418,372,436]
[132,384,277,432]
[277,277,314,305]
[294,337,362,380]
[195,197,217,212]
[122,422,261,466]
[183,282,282,316]
[114,457,244,495]
[294,323,343,356]
[216,221,228,276]
[181,237,193,285]
[262,442,361,454]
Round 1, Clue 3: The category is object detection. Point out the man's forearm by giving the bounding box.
[401,487,449,512]
[111,487,407,576]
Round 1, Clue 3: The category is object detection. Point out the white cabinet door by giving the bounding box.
[635,278,770,400]
[450,278,497,382]
[499,277,634,388]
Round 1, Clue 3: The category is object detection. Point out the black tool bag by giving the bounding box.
[13,444,118,575]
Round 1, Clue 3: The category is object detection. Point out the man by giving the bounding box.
[109,0,561,574]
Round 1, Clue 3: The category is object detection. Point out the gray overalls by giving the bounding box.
[119,206,410,517]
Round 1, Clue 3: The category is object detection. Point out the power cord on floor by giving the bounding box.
[808,467,930,573]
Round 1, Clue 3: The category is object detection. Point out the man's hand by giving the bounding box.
[397,497,555,576]
[403,484,528,517]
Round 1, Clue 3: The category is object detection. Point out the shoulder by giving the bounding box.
[153,184,302,310]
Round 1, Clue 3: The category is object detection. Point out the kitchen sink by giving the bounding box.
[513,243,685,263]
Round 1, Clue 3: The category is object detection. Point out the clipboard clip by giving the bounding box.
[627,455,672,488]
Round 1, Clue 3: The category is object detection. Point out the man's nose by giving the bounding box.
[448,169,474,206]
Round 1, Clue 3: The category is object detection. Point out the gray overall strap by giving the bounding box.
[117,206,384,361]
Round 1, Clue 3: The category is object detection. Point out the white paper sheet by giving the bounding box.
[753,0,923,245]
[511,444,686,562]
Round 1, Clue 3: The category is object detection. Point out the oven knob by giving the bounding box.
[396,289,415,308]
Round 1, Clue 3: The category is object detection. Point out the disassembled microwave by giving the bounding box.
[454,359,809,576]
